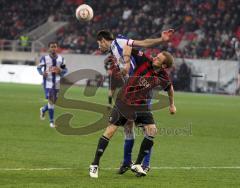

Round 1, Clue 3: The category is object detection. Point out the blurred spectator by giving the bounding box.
[122,7,132,20]
[19,35,30,51]
[0,0,239,60]
[0,0,63,40]
[231,37,240,94]
[177,60,191,91]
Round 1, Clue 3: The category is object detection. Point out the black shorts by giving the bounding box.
[109,101,155,126]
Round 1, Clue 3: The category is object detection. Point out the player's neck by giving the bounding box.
[50,53,58,59]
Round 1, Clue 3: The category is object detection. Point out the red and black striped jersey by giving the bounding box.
[118,49,171,106]
[104,55,122,78]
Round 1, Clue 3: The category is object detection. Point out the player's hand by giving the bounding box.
[169,104,176,115]
[161,29,174,42]
[51,67,61,74]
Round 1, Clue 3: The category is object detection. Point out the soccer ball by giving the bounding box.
[75,4,94,21]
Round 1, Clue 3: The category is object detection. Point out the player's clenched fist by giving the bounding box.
[161,29,174,42]
[169,104,176,114]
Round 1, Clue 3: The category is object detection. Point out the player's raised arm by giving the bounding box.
[131,29,174,48]
[120,44,132,75]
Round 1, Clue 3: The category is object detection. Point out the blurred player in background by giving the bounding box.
[231,37,240,95]
[37,42,67,128]
[104,55,124,107]
[89,29,176,178]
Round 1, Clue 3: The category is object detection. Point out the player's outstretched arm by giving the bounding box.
[168,85,176,114]
[132,29,174,48]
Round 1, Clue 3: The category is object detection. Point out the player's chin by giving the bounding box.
[100,48,108,53]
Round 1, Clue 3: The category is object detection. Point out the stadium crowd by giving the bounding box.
[0,0,239,60]
[0,0,63,39]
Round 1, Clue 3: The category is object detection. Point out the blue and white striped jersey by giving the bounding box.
[37,54,67,89]
[110,35,136,75]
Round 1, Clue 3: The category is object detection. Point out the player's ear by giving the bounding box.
[102,38,107,44]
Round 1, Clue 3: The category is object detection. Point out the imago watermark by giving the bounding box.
[120,123,192,137]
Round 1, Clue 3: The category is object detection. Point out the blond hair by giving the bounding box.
[162,51,174,68]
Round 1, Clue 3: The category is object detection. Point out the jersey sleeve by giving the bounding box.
[38,56,46,67]
[37,56,46,75]
[159,69,172,91]
[115,38,128,48]
[116,35,134,47]
[127,39,134,47]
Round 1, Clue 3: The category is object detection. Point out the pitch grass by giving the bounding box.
[0,83,240,188]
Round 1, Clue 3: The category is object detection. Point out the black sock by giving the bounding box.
[108,96,112,105]
[135,136,154,165]
[92,136,109,165]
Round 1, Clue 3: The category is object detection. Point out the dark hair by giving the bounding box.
[96,30,114,41]
[48,41,58,47]
[162,51,174,68]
